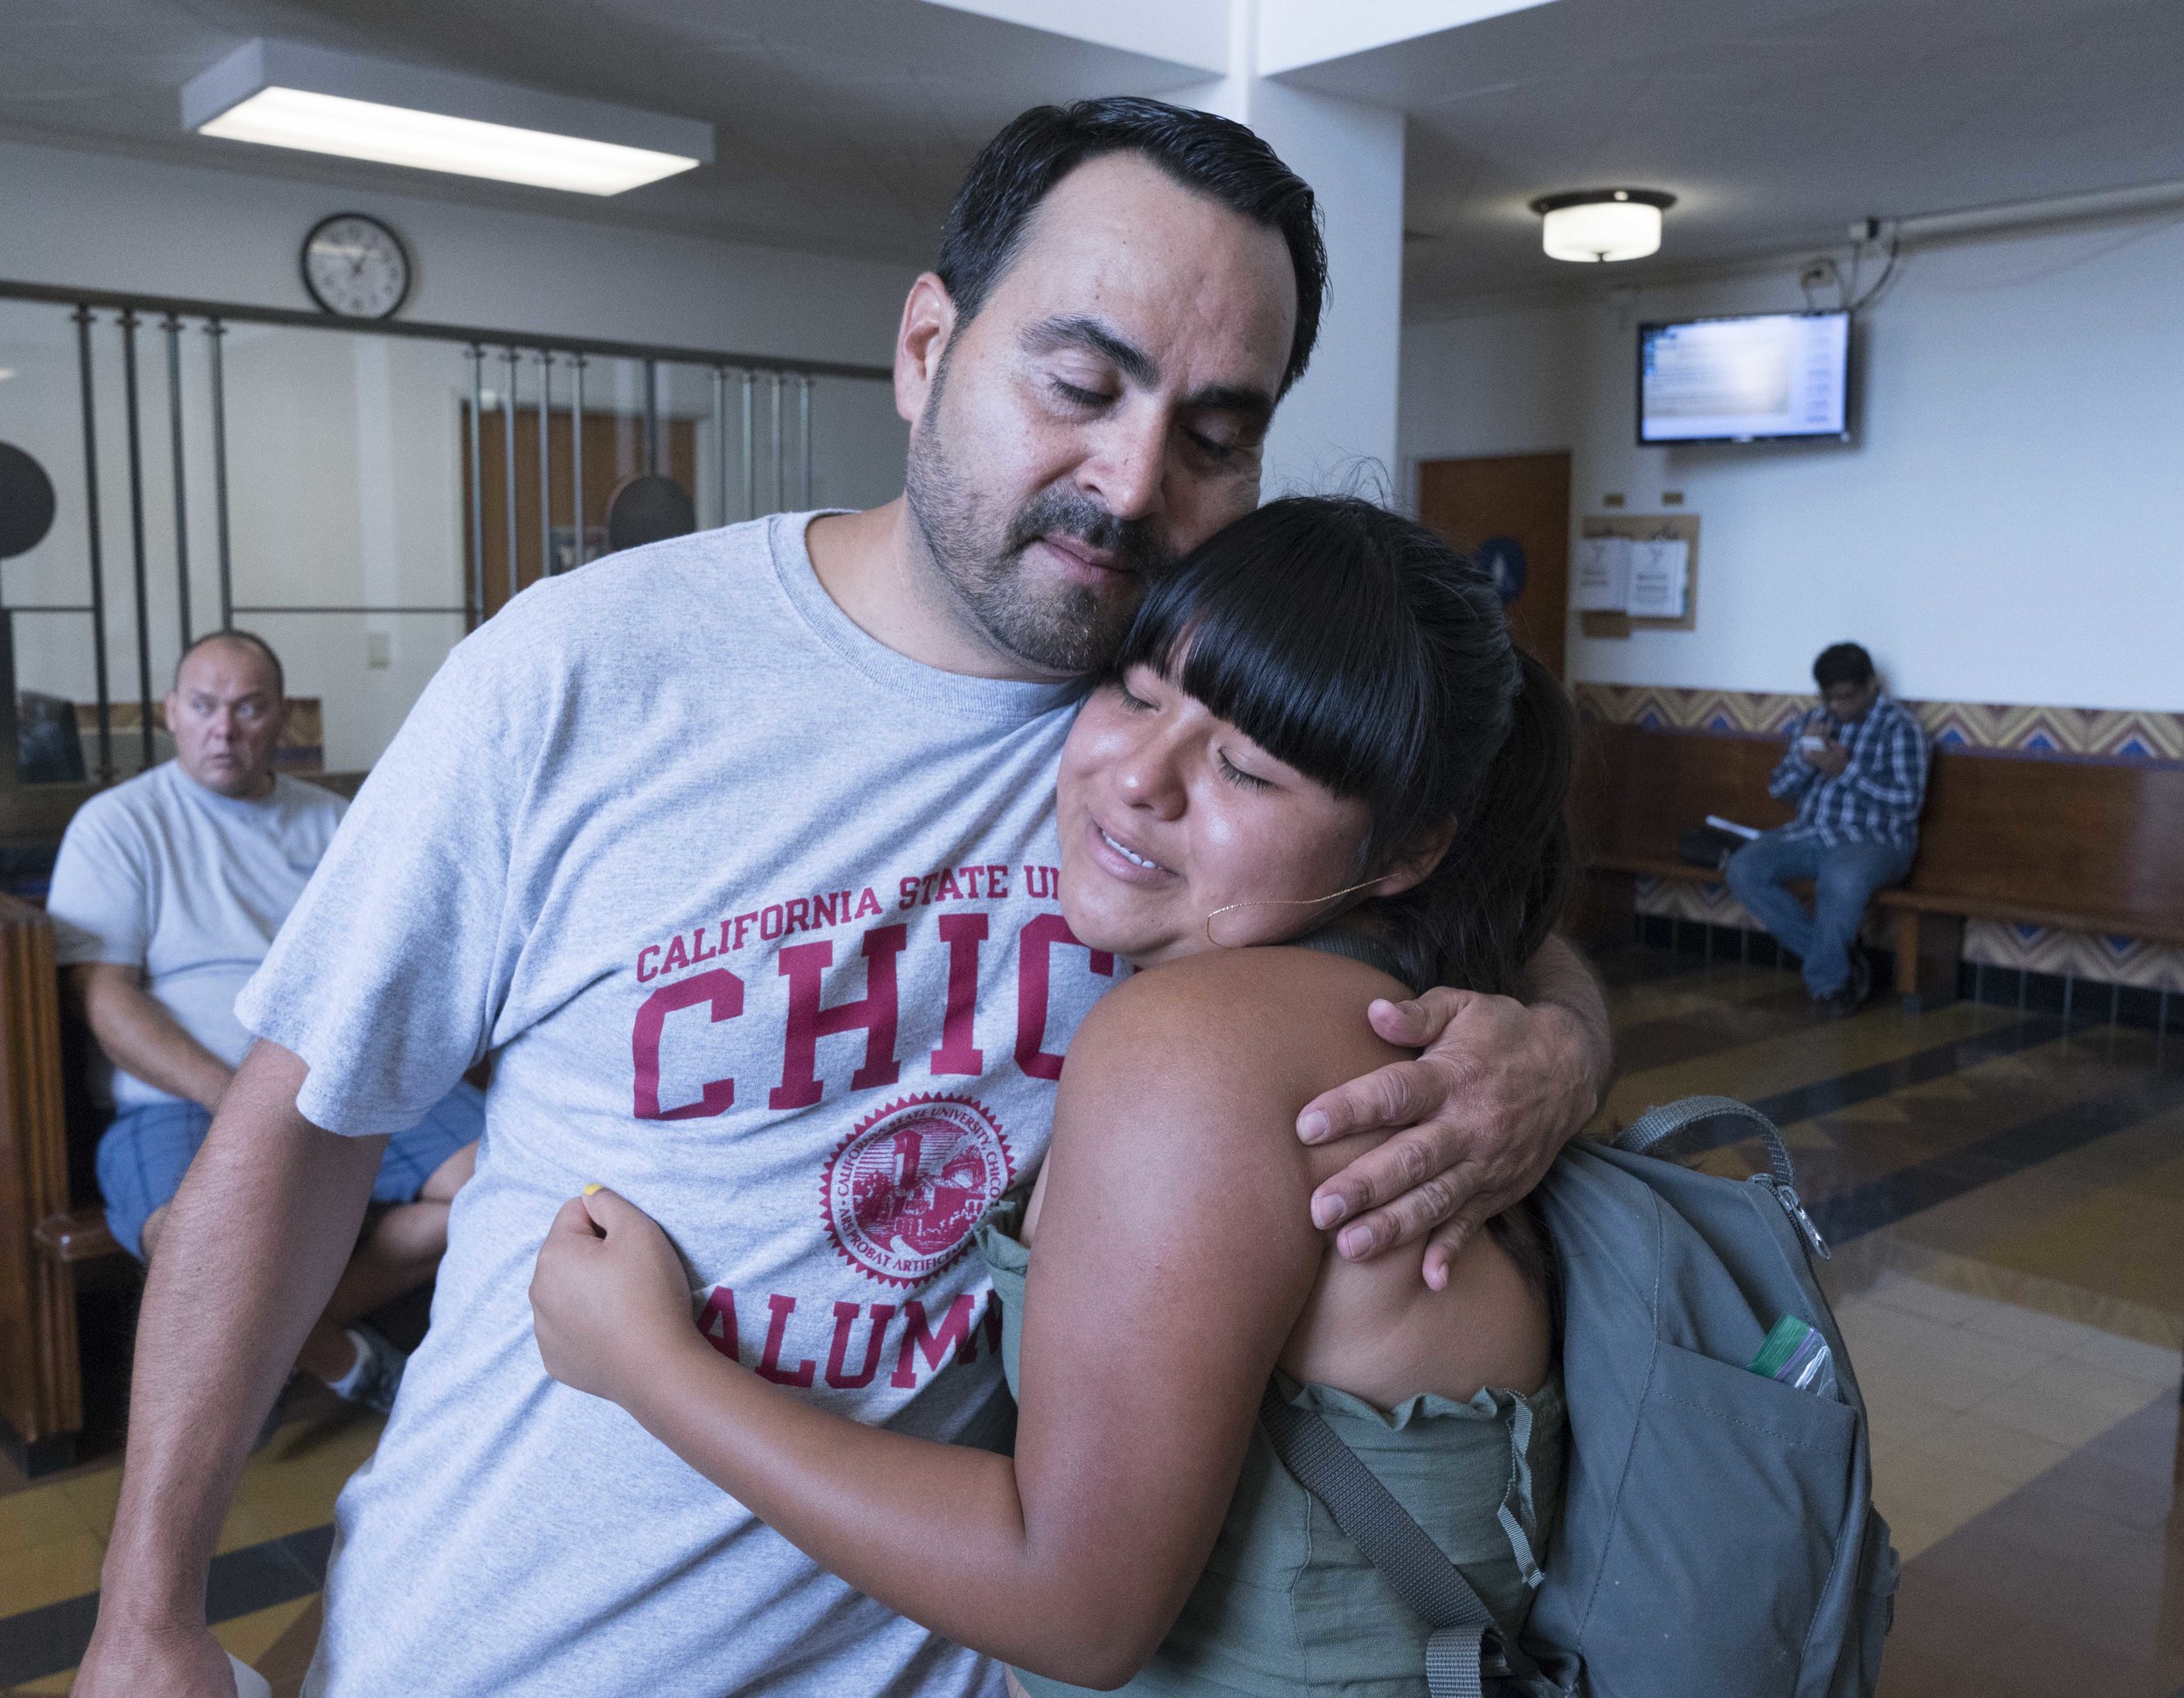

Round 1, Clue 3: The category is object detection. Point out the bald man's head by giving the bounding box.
[173,630,283,699]
[165,632,287,799]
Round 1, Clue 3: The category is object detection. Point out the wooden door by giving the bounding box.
[1417,452,1572,680]
[462,409,696,624]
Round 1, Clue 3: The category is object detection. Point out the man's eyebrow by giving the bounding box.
[1022,314,1158,387]
[1179,383,1275,425]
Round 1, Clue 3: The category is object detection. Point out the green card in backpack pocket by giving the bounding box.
[1583,1342,1856,1697]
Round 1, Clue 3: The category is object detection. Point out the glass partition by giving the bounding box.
[0,286,901,783]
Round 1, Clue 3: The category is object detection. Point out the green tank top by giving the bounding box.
[978,1099,1565,1696]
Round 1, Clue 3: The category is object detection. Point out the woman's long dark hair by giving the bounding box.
[1113,496,1574,997]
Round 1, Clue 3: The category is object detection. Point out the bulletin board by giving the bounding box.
[1577,513,1701,638]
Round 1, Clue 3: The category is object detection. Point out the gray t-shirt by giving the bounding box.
[237,514,1112,1697]
[46,762,347,1109]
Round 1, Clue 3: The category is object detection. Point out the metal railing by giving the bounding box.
[1,277,892,784]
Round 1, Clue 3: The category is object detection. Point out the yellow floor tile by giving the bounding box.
[56,1466,123,1541]
[1973,1359,2166,1449]
[1925,1408,2073,1487]
[2064,1329,2182,1389]
[1871,1446,2022,1562]
[0,1526,107,1614]
[0,1475,105,1554]
[214,1594,319,1668]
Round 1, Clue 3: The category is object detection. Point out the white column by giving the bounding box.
[1183,4,1406,500]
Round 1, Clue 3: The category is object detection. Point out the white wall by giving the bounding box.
[1400,213,2184,713]
[0,135,916,362]
[0,137,916,770]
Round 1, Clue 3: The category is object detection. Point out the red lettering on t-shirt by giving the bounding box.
[632,968,743,1120]
[825,1299,899,1390]
[856,887,884,919]
[929,913,988,1077]
[698,1286,740,1359]
[771,924,909,1109]
[890,1293,980,1387]
[1015,912,1114,1080]
[660,933,691,975]
[757,1293,818,1386]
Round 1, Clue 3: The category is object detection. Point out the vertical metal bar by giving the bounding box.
[119,310,155,771]
[644,359,660,477]
[536,350,553,583]
[466,345,485,624]
[73,307,114,783]
[501,348,520,608]
[778,375,795,514]
[206,320,233,632]
[712,367,727,529]
[798,375,813,508]
[570,355,585,572]
[739,370,755,521]
[162,315,193,650]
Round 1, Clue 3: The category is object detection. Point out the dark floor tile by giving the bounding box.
[1806,1052,2184,1235]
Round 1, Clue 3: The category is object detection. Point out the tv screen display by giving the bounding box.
[1638,311,1850,444]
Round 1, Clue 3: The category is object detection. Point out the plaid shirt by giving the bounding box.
[1769,694,1929,847]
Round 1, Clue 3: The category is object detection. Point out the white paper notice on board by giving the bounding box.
[1574,535,1631,611]
[1625,538,1690,619]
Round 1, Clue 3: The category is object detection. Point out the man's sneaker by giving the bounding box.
[331,1322,408,1416]
[1812,956,1873,1021]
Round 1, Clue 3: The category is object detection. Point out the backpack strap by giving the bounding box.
[1258,1386,1550,1698]
[1615,1094,1797,1187]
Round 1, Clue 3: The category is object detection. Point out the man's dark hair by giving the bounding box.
[1813,642,1874,691]
[936,97,1326,397]
[174,628,284,699]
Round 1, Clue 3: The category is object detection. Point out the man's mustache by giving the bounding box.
[1004,489,1176,576]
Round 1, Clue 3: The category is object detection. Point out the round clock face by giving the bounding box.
[301,213,411,320]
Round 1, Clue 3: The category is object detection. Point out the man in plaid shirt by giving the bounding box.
[1727,642,1929,1015]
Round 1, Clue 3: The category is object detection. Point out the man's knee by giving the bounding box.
[1725,846,1770,898]
[420,1141,477,1204]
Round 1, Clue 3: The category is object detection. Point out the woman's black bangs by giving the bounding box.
[1116,514,1428,804]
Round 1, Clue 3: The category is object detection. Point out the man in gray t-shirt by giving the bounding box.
[82,103,1612,1697]
[47,631,480,1412]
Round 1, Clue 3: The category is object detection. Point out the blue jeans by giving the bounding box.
[96,1082,484,1260]
[1725,831,1913,997]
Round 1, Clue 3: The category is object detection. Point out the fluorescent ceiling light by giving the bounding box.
[1531,189,1675,263]
[199,88,699,195]
[183,39,711,197]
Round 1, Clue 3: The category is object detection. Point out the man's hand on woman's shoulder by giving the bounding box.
[1293,935,1610,1290]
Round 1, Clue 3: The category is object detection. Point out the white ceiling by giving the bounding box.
[5,0,2183,311]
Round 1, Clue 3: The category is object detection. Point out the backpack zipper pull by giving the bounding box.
[1756,1175,1832,1260]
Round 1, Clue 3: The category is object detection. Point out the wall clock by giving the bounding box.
[301,212,412,320]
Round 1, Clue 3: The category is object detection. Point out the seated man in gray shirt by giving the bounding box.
[45,631,480,1412]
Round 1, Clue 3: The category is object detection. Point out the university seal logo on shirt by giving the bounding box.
[822,1094,1014,1287]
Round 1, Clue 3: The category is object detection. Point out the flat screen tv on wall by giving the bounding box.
[1638,310,1851,444]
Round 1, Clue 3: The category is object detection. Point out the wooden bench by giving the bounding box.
[1573,721,2184,1008]
[0,893,123,1472]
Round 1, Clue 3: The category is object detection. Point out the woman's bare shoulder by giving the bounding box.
[1064,946,1412,1111]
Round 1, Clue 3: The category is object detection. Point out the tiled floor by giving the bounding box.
[3,942,2181,1694]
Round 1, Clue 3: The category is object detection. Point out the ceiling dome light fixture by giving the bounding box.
[1530,188,1676,263]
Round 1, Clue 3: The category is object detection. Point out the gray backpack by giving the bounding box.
[1261,1095,1899,1698]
